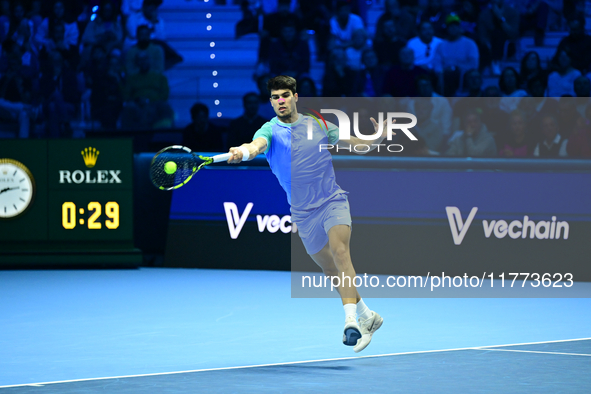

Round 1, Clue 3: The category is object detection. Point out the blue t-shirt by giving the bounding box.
[253,114,346,212]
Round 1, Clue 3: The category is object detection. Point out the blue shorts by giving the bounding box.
[293,194,352,255]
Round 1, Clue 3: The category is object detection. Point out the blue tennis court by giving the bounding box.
[1,269,590,392]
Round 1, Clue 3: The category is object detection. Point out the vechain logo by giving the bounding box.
[223,202,295,239]
[446,206,570,245]
[306,109,418,153]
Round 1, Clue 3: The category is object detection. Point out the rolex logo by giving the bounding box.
[81,147,100,168]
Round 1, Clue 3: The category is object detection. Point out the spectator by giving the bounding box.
[12,18,40,76]
[90,51,124,129]
[518,75,559,135]
[384,47,429,97]
[121,0,145,18]
[345,28,368,71]
[574,75,590,98]
[81,0,123,59]
[478,86,510,139]
[408,74,451,138]
[261,0,302,40]
[519,51,546,90]
[461,68,483,97]
[259,0,303,64]
[400,133,440,156]
[451,69,484,136]
[227,92,267,149]
[81,43,108,87]
[406,21,442,72]
[121,51,173,129]
[255,73,277,118]
[433,14,479,97]
[35,1,79,50]
[0,40,36,138]
[125,0,165,49]
[268,22,310,77]
[532,114,568,157]
[555,16,591,74]
[446,108,497,157]
[478,0,519,75]
[39,21,79,69]
[519,0,550,46]
[557,95,579,139]
[125,24,164,75]
[547,49,581,97]
[412,98,443,153]
[566,114,591,157]
[299,0,332,61]
[298,76,318,97]
[454,0,480,40]
[372,18,405,68]
[563,0,586,22]
[182,103,225,152]
[418,0,452,38]
[0,1,10,43]
[27,0,43,30]
[524,73,548,98]
[235,0,260,39]
[498,109,529,157]
[499,67,528,113]
[330,0,364,48]
[353,49,387,96]
[322,47,356,96]
[574,75,590,117]
[39,51,80,138]
[374,0,416,41]
[3,1,27,44]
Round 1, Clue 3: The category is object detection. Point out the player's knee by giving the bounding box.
[331,245,349,264]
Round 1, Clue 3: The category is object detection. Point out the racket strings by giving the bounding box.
[150,150,200,190]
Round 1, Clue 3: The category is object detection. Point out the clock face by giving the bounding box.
[0,159,35,219]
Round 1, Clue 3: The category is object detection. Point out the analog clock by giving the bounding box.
[0,159,35,219]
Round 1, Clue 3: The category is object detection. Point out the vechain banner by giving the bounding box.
[165,167,292,270]
[289,96,591,297]
[165,156,591,296]
[290,165,591,298]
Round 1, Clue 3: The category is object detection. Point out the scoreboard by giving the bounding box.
[0,139,140,268]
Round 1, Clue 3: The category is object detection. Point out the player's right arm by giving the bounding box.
[227,122,272,163]
[228,137,267,163]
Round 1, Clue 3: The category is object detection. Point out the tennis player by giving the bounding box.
[227,76,388,352]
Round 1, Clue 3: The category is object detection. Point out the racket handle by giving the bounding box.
[211,152,232,163]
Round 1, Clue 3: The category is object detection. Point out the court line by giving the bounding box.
[478,348,591,357]
[1,337,590,389]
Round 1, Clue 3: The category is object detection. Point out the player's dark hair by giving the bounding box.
[267,75,297,95]
[190,103,209,118]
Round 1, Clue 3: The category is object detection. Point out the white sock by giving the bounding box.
[343,303,357,320]
[356,299,372,321]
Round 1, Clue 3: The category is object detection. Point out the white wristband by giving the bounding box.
[239,146,250,161]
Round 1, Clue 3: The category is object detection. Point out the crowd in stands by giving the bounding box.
[0,0,180,138]
[3,0,591,159]
[221,0,591,158]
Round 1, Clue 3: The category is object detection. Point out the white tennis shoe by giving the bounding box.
[353,311,383,353]
[342,315,362,346]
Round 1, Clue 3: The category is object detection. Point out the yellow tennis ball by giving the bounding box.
[164,161,177,174]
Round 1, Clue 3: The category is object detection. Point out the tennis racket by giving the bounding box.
[150,145,232,190]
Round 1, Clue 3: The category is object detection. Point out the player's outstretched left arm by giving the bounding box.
[227,137,268,163]
[336,118,395,155]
